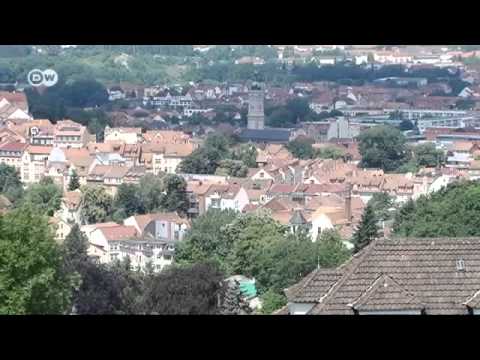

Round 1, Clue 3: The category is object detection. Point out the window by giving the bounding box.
[164,255,172,261]
[211,198,221,208]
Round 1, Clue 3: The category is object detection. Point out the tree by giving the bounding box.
[316,229,351,268]
[0,206,73,314]
[80,186,113,224]
[358,125,408,172]
[399,119,414,131]
[114,183,144,219]
[393,181,480,238]
[232,143,257,168]
[314,146,345,160]
[138,174,164,213]
[62,79,109,108]
[0,163,23,202]
[175,209,238,272]
[225,213,288,284]
[286,97,312,122]
[178,134,231,174]
[20,177,63,217]
[287,138,314,159]
[368,192,395,222]
[140,263,224,315]
[160,174,189,214]
[220,279,252,315]
[412,143,445,168]
[216,159,248,177]
[68,170,80,191]
[352,204,380,253]
[260,289,287,315]
[267,107,296,128]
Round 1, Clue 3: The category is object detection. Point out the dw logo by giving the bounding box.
[27,69,58,87]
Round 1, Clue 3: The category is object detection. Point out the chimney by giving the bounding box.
[345,183,352,222]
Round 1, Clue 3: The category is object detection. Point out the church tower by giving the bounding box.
[247,78,265,130]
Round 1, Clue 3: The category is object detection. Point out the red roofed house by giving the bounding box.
[205,183,249,212]
[0,141,28,173]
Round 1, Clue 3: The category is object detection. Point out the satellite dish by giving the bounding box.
[30,127,39,136]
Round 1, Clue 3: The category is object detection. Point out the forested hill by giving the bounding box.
[393,181,480,238]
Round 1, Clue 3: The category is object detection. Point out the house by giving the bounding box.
[84,223,138,264]
[142,130,192,145]
[87,165,130,196]
[0,92,31,122]
[53,119,89,148]
[148,142,195,174]
[104,126,142,145]
[56,190,82,225]
[123,212,189,242]
[281,237,480,315]
[49,217,72,244]
[205,184,249,212]
[21,145,51,183]
[0,141,28,173]
[84,213,189,273]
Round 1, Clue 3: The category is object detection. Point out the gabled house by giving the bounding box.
[281,237,480,315]
[205,184,249,212]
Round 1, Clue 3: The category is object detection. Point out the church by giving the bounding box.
[238,76,293,144]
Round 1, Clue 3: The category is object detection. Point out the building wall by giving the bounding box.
[310,213,334,241]
[287,302,315,315]
[104,131,139,145]
[153,153,183,174]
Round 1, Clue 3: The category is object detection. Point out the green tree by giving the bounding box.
[114,183,144,219]
[399,119,414,131]
[220,279,252,315]
[226,213,287,283]
[140,263,224,315]
[80,186,113,224]
[412,143,445,168]
[352,204,380,253]
[316,229,351,268]
[178,134,231,174]
[138,174,164,213]
[314,146,345,160]
[393,181,480,238]
[175,209,238,272]
[358,125,408,172]
[286,97,312,122]
[160,174,189,214]
[20,177,63,216]
[0,163,23,202]
[287,138,314,159]
[267,107,296,128]
[68,170,81,191]
[368,192,395,222]
[232,143,257,168]
[260,289,287,315]
[0,206,73,314]
[216,159,248,177]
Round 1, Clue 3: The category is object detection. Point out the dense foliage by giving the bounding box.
[393,181,480,237]
[176,210,351,313]
[352,204,380,253]
[358,125,409,172]
[0,206,73,314]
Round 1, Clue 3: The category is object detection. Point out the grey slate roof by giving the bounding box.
[349,274,425,313]
[239,128,291,143]
[285,237,480,315]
